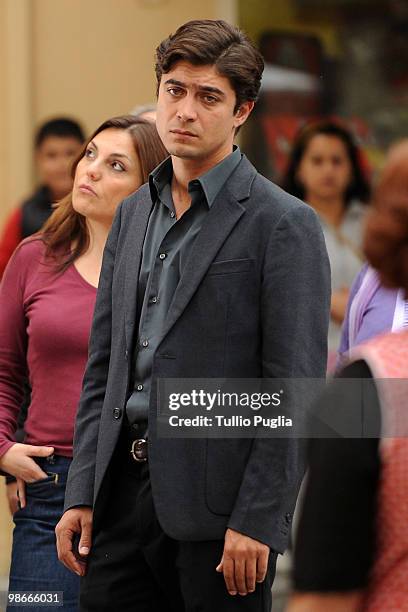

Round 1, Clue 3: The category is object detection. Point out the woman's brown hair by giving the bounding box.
[41,115,168,271]
[281,120,371,206]
[364,141,408,291]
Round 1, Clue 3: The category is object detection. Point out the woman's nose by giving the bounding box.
[87,163,101,181]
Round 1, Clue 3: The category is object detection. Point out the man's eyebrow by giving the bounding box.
[197,85,225,97]
[164,78,225,97]
[164,78,186,88]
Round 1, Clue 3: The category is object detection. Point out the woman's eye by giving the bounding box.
[112,161,125,172]
[85,148,95,158]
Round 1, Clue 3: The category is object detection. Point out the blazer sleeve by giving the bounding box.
[227,203,331,553]
[63,205,123,511]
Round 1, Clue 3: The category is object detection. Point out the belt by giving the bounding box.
[130,438,148,462]
[123,420,149,463]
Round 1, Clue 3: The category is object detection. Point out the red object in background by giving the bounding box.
[0,208,23,279]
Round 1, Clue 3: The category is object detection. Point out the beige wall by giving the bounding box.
[0,0,236,227]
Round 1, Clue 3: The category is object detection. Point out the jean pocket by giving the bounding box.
[26,472,59,490]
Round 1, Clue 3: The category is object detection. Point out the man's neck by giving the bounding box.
[170,146,234,218]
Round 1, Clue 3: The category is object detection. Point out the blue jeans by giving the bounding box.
[7,455,80,611]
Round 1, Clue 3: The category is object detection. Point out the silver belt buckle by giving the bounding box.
[130,438,148,462]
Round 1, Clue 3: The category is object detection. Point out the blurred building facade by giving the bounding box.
[0,0,236,227]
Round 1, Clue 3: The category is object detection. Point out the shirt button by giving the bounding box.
[170,211,175,218]
[113,407,122,419]
[151,296,158,304]
[142,339,149,348]
[125,349,129,360]
[159,253,167,260]
[137,384,144,391]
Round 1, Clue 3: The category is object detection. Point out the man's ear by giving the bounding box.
[233,101,255,129]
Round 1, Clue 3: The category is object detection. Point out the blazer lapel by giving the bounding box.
[158,157,257,344]
[124,188,154,349]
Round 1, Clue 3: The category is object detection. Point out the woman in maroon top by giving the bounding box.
[0,115,167,611]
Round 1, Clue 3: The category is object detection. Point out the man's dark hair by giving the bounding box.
[35,117,85,148]
[155,19,264,113]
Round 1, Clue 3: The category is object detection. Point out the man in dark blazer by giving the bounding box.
[56,19,330,612]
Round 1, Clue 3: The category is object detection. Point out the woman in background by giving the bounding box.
[0,115,168,611]
[337,140,408,368]
[282,121,370,368]
[287,142,408,612]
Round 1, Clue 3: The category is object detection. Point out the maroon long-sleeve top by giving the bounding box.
[0,238,97,458]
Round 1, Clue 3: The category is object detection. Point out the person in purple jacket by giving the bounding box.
[0,116,167,612]
[337,140,408,369]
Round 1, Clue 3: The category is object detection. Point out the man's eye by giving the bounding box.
[203,95,217,104]
[168,87,183,96]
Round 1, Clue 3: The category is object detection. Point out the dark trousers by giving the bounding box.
[80,433,276,611]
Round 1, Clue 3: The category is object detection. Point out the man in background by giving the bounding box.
[0,117,85,278]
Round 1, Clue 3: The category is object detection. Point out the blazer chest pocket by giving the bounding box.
[206,258,252,276]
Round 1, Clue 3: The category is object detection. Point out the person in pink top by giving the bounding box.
[0,115,167,612]
[287,150,408,611]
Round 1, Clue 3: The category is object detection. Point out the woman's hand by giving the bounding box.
[0,443,54,482]
[5,480,19,514]
[331,287,350,324]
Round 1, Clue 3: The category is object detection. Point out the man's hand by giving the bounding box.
[216,528,270,596]
[55,507,93,577]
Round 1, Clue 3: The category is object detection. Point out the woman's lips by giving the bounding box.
[78,184,97,196]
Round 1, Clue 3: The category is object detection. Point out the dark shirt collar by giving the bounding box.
[149,146,241,209]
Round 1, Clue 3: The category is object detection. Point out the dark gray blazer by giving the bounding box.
[64,155,330,553]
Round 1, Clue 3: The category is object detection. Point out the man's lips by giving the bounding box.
[170,129,198,138]
[78,183,97,196]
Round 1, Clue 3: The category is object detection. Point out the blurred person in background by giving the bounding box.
[282,121,371,369]
[0,117,85,278]
[0,115,168,612]
[337,140,408,368]
[287,147,408,611]
[131,103,157,122]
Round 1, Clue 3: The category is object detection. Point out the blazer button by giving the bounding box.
[113,407,122,420]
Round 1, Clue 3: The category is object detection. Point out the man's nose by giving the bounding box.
[176,95,198,122]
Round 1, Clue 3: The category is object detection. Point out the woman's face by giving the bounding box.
[72,128,142,225]
[296,134,353,203]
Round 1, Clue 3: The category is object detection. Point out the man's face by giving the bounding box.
[36,135,83,199]
[156,61,253,167]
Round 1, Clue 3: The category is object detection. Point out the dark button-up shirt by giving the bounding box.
[125,147,241,426]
